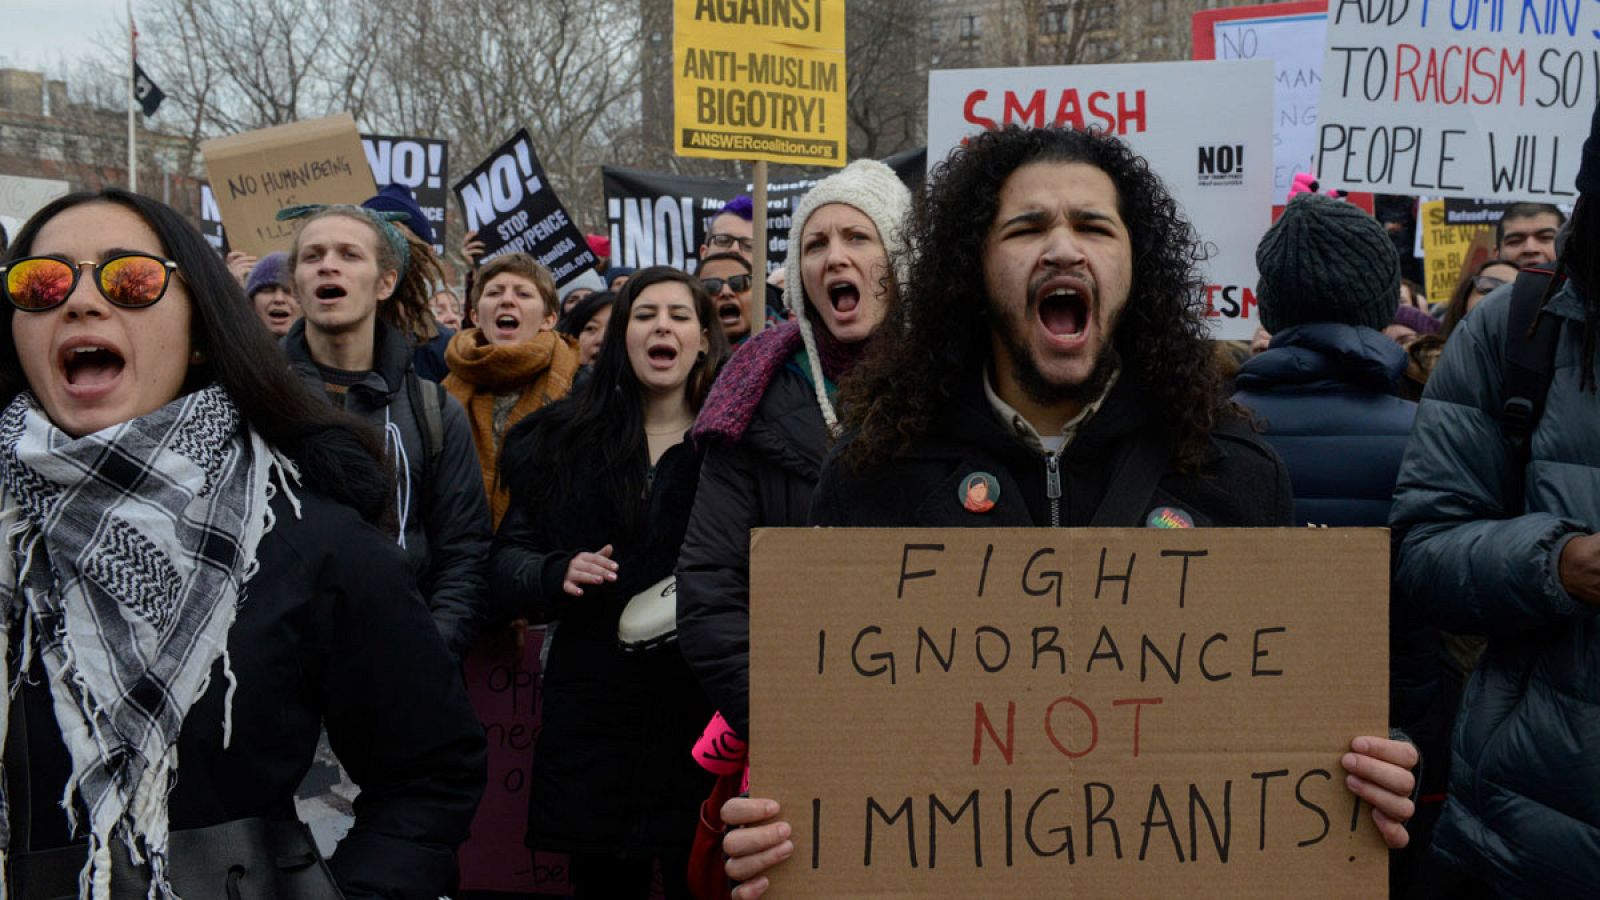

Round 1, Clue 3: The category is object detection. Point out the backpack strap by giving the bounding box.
[406,372,446,477]
[1501,266,1563,462]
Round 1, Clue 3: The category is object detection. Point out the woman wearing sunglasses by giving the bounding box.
[0,190,485,897]
[1442,258,1520,336]
[699,252,756,343]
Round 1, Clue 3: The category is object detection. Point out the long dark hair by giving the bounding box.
[501,266,728,532]
[1440,257,1518,337]
[0,190,388,520]
[555,290,616,337]
[841,125,1224,472]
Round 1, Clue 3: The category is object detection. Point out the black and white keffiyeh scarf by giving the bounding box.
[0,385,290,899]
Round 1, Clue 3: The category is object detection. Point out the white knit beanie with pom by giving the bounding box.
[781,159,912,433]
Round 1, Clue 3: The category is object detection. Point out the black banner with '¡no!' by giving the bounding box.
[453,129,598,287]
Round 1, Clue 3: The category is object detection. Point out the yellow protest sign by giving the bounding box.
[1419,200,1488,308]
[674,0,847,167]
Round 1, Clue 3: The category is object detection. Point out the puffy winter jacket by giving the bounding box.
[1390,280,1600,894]
[1233,323,1417,527]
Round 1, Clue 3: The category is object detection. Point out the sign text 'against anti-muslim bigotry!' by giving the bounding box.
[674,0,847,167]
[749,527,1389,897]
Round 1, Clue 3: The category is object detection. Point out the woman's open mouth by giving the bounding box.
[646,344,680,369]
[827,280,861,315]
[61,343,125,393]
[493,314,522,336]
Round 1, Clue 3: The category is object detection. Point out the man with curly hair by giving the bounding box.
[716,127,1423,900]
[812,125,1291,530]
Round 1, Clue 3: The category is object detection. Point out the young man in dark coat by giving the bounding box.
[282,206,492,662]
[719,125,1422,899]
[1390,100,1600,895]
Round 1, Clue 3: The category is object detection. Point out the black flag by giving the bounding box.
[133,61,164,117]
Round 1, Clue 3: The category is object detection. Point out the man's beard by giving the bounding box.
[995,305,1122,409]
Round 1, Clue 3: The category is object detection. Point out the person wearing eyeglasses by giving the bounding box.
[699,195,757,263]
[0,189,485,896]
[699,252,755,343]
[1441,258,1520,337]
[700,195,789,330]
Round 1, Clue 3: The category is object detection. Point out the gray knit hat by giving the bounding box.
[1255,193,1399,334]
[783,159,912,432]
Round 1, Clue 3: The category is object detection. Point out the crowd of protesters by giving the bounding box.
[0,98,1596,900]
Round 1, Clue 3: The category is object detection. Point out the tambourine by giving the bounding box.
[617,575,678,652]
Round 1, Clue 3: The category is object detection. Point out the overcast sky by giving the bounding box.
[3,0,134,74]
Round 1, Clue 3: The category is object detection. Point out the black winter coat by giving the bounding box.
[490,432,716,858]
[812,372,1293,529]
[282,319,493,660]
[678,368,826,739]
[15,486,488,898]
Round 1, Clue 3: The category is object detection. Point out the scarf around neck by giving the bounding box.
[0,385,287,898]
[443,328,580,526]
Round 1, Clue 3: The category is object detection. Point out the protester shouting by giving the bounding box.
[243,250,300,337]
[491,266,729,899]
[678,159,911,744]
[443,253,579,527]
[279,203,491,663]
[0,189,485,897]
[720,126,1420,898]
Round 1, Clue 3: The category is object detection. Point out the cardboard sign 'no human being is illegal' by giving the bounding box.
[674,0,847,167]
[200,113,376,258]
[749,528,1388,897]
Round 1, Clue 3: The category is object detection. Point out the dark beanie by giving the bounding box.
[1255,193,1399,334]
[362,183,435,246]
[1578,97,1600,196]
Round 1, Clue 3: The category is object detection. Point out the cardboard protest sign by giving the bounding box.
[928,61,1275,341]
[1192,1,1329,202]
[200,113,376,257]
[602,148,923,272]
[362,134,450,255]
[673,0,848,166]
[453,130,598,286]
[750,528,1388,897]
[1317,0,1596,199]
[457,629,573,894]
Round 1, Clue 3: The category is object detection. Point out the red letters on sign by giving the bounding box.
[962,89,1149,136]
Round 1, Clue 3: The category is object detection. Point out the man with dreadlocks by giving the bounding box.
[279,204,492,663]
[717,126,1421,899]
[1388,101,1600,894]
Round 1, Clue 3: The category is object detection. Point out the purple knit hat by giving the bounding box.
[1392,303,1441,336]
[244,252,291,297]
